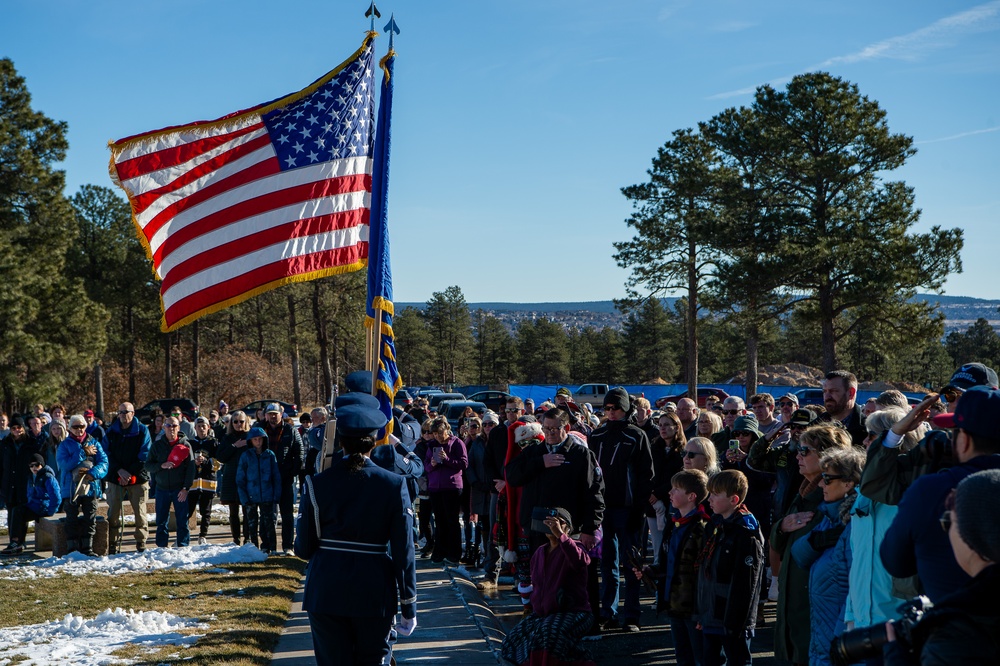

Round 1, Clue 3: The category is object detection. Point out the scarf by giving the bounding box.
[674,504,710,529]
[698,504,753,578]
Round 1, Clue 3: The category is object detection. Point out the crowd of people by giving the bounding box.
[2,360,1000,665]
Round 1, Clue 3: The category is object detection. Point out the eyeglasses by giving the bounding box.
[939,510,952,533]
[505,408,522,414]
[683,450,704,459]
[70,425,86,431]
[164,424,180,429]
[820,473,846,485]
[722,409,740,415]
[118,410,133,415]
[797,445,816,456]
[541,426,564,434]
[778,401,795,407]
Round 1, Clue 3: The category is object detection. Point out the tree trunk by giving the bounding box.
[164,332,172,398]
[127,306,136,403]
[686,236,699,397]
[819,283,838,372]
[94,363,104,421]
[312,284,334,404]
[191,320,200,407]
[332,331,340,402]
[288,294,301,408]
[745,334,759,399]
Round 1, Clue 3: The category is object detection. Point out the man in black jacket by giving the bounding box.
[1,417,42,550]
[262,402,303,554]
[102,402,152,553]
[822,370,867,447]
[589,387,653,632]
[478,396,523,590]
[505,407,604,552]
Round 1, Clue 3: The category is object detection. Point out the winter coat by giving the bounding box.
[0,433,42,504]
[216,431,250,503]
[57,434,109,500]
[261,422,303,485]
[101,417,152,485]
[423,435,467,492]
[25,465,61,517]
[881,453,1000,602]
[791,498,854,666]
[884,564,1000,666]
[694,505,764,634]
[188,435,219,492]
[649,437,684,508]
[145,434,196,493]
[657,506,709,618]
[505,431,605,537]
[771,480,825,664]
[845,492,904,627]
[589,419,653,510]
[237,446,281,505]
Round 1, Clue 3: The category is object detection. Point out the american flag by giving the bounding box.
[109,37,376,331]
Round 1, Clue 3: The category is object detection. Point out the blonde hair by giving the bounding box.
[685,436,720,475]
[227,410,251,435]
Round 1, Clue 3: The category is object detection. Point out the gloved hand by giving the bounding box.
[397,615,417,636]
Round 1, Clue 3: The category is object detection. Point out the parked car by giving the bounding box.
[467,390,512,413]
[134,399,199,426]
[791,388,824,407]
[428,392,466,413]
[241,399,299,418]
[655,387,731,410]
[438,401,488,431]
[394,389,414,408]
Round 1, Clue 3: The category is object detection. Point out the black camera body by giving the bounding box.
[920,429,954,471]
[830,596,933,666]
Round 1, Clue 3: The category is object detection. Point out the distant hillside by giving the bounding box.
[397,295,999,334]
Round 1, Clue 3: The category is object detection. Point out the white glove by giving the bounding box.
[397,615,417,636]
[653,500,668,532]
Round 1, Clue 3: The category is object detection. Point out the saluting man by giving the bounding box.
[294,403,417,665]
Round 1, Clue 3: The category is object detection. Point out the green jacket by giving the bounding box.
[858,432,931,506]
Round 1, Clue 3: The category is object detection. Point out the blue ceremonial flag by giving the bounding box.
[367,51,400,443]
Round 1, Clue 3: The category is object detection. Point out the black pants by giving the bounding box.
[9,504,40,544]
[224,500,248,544]
[429,489,462,561]
[246,503,277,551]
[64,496,98,545]
[308,611,392,666]
[278,482,295,551]
[187,490,214,538]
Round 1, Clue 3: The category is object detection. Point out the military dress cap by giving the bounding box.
[265,402,283,414]
[336,405,388,438]
[345,370,374,394]
[335,392,381,410]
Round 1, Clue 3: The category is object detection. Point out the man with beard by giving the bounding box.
[261,402,304,554]
[821,370,866,447]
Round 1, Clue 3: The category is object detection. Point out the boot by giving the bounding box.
[66,538,80,554]
[80,535,96,557]
[468,544,481,569]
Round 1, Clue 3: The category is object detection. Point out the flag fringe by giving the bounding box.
[379,50,396,82]
[159,259,367,332]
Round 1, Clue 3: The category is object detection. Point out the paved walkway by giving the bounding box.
[270,561,503,665]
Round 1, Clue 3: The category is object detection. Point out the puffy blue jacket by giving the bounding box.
[791,499,853,666]
[845,493,902,627]
[26,465,61,516]
[57,435,109,500]
[237,446,281,505]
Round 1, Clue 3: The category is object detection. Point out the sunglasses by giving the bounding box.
[232,420,246,424]
[163,424,180,429]
[722,409,740,415]
[603,405,622,411]
[118,410,133,415]
[505,408,522,413]
[778,401,796,407]
[940,387,963,403]
[797,445,816,456]
[70,425,86,431]
[683,450,704,459]
[29,462,42,468]
[468,424,481,429]
[820,473,845,484]
[733,430,754,438]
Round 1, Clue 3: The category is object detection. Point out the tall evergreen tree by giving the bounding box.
[620,298,677,383]
[472,310,516,385]
[423,286,474,384]
[394,307,436,386]
[515,318,570,385]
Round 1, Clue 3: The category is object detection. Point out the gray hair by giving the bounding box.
[866,407,925,451]
[875,390,909,409]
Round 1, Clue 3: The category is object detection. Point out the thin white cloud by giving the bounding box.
[820,0,1000,66]
[916,126,1000,145]
[709,1,1000,100]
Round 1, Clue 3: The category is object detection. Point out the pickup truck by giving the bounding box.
[572,384,609,406]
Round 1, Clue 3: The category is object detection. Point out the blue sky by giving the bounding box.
[4,1,999,304]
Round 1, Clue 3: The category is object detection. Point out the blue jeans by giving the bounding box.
[155,488,190,548]
[599,507,641,622]
[671,616,704,666]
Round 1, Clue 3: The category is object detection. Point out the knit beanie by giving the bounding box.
[954,469,1000,562]
[604,387,630,412]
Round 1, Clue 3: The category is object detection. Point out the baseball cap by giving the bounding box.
[265,402,283,414]
[931,385,1000,439]
[83,409,95,417]
[941,363,999,393]
[789,409,814,427]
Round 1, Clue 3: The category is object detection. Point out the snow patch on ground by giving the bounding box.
[0,543,266,580]
[0,607,207,665]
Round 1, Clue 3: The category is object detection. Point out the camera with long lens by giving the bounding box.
[920,429,953,471]
[830,596,933,666]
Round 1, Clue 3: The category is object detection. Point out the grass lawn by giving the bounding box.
[0,554,306,665]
